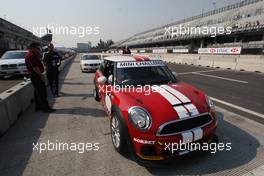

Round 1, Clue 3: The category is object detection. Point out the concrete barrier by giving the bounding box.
[236,56,264,72]
[0,100,9,135]
[197,56,214,67]
[0,55,75,135]
[210,55,237,69]
[91,52,264,73]
[149,53,264,73]
[0,81,33,126]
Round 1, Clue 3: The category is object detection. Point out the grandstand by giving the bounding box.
[0,18,51,56]
[111,0,264,54]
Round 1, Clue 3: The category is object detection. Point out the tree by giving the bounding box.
[91,39,114,52]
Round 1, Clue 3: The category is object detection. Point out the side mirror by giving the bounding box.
[97,76,107,84]
[108,75,113,84]
[172,71,177,77]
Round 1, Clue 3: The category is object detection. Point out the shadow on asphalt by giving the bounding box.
[0,56,81,176]
[62,82,93,86]
[53,107,105,117]
[140,111,260,175]
[60,91,93,100]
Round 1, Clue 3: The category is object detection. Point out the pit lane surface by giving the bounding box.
[0,54,264,176]
[167,63,264,124]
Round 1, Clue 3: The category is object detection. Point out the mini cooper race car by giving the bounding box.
[93,55,217,161]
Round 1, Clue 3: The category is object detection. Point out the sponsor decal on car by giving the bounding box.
[117,60,164,68]
[133,138,155,145]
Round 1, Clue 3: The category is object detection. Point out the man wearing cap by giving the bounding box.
[25,42,55,113]
[43,43,62,97]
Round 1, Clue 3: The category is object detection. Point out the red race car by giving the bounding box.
[93,55,217,161]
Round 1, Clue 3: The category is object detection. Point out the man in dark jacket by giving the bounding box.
[25,42,55,113]
[43,43,62,97]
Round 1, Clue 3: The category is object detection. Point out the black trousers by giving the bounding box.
[31,74,50,110]
[47,69,59,95]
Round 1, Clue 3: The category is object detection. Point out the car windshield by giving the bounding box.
[116,61,176,85]
[82,55,100,60]
[1,51,27,59]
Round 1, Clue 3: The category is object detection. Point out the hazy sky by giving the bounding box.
[0,0,241,47]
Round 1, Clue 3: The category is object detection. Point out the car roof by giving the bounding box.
[103,55,162,62]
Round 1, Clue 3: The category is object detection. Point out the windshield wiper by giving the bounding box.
[146,80,172,85]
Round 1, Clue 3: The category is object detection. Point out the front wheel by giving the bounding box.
[110,113,128,154]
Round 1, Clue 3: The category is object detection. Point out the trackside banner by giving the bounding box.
[198,47,242,55]
[173,49,189,53]
[117,60,164,68]
[152,49,168,54]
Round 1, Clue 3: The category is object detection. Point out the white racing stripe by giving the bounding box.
[152,85,181,105]
[184,103,200,116]
[161,85,200,116]
[154,85,200,118]
[181,131,193,144]
[161,85,191,103]
[192,128,203,141]
[174,106,189,119]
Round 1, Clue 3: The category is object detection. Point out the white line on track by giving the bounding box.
[192,72,248,84]
[177,69,224,75]
[211,97,264,119]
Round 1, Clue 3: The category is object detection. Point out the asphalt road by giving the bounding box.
[0,55,264,176]
[167,63,264,124]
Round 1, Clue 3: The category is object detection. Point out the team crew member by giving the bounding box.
[43,43,62,97]
[25,43,55,113]
[122,46,131,54]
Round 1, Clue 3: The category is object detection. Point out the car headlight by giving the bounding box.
[205,95,215,110]
[128,106,152,130]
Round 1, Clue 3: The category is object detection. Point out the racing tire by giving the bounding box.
[110,112,129,155]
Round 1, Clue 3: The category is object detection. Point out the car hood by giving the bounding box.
[0,59,25,65]
[114,82,210,132]
[81,60,101,64]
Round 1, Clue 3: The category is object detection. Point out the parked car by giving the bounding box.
[93,55,218,161]
[0,50,28,78]
[80,54,101,72]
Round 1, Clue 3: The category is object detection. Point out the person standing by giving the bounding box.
[25,42,55,113]
[43,43,62,97]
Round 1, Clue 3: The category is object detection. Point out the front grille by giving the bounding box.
[141,146,157,156]
[158,114,212,136]
[1,64,17,69]
[84,63,99,66]
[9,64,17,68]
[89,64,99,66]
